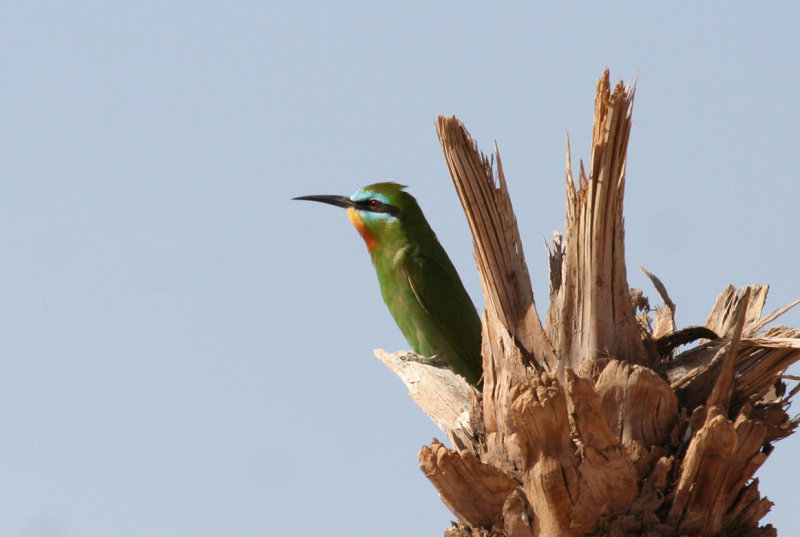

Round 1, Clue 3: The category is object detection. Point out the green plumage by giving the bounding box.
[294,182,483,386]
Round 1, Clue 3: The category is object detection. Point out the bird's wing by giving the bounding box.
[402,253,482,384]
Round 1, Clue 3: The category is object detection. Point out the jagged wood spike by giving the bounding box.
[640,266,677,339]
[546,70,647,371]
[436,116,555,372]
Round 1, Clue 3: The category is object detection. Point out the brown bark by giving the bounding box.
[377,70,800,536]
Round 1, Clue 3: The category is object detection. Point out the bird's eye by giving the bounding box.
[368,199,382,210]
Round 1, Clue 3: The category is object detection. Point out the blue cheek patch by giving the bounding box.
[359,210,394,225]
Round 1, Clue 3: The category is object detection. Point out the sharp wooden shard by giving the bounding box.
[546,74,646,372]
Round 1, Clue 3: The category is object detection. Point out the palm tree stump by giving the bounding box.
[376,70,800,537]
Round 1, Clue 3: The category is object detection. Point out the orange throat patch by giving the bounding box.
[347,208,378,253]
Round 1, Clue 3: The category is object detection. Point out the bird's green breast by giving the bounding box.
[369,233,483,385]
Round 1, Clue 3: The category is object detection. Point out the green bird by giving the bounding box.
[294,182,483,386]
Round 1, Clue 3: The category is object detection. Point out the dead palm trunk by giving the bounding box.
[376,70,800,537]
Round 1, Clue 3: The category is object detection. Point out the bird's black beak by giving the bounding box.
[293,194,355,209]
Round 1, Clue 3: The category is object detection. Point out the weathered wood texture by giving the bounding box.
[546,75,647,373]
[377,70,800,537]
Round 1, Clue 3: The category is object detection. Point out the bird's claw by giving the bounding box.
[400,352,449,369]
[428,354,448,368]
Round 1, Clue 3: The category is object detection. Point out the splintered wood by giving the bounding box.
[435,117,556,373]
[546,74,647,371]
[376,70,800,537]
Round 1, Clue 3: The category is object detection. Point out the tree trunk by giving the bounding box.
[377,70,800,537]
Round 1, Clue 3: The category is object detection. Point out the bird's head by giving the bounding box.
[294,182,420,253]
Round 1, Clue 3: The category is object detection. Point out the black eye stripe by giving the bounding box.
[356,199,401,218]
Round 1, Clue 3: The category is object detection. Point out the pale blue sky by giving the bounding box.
[2,3,798,536]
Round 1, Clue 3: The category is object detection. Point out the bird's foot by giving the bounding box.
[400,352,449,369]
[427,353,449,368]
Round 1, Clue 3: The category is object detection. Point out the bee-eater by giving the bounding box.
[294,182,483,386]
